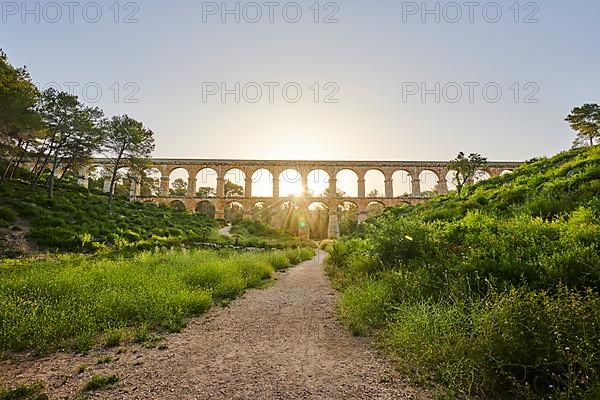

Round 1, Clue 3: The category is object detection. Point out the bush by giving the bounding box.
[0,206,17,226]
[339,280,394,335]
[283,247,315,265]
[267,251,291,270]
[367,217,436,266]
[384,288,600,398]
[83,374,119,392]
[27,226,79,250]
[0,382,48,400]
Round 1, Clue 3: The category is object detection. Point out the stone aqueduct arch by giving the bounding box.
[78,159,522,238]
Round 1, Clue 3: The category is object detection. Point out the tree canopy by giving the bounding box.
[566,104,600,147]
[0,50,41,152]
[104,115,155,208]
[448,152,488,197]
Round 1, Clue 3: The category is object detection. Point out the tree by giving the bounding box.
[225,203,244,223]
[58,106,105,183]
[565,104,600,147]
[324,187,346,198]
[197,186,216,198]
[0,50,41,145]
[224,180,244,198]
[140,175,160,197]
[35,88,105,198]
[448,152,487,198]
[338,202,358,235]
[368,189,381,197]
[104,115,155,209]
[0,50,43,178]
[170,178,188,197]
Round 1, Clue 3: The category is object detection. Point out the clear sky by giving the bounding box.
[2,0,599,162]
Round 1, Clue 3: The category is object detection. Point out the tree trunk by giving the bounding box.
[32,135,60,188]
[108,152,124,210]
[57,158,74,184]
[10,141,29,180]
[2,156,15,180]
[29,147,45,180]
[1,139,22,180]
[32,147,53,188]
[47,152,60,200]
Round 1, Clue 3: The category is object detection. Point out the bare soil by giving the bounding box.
[0,251,430,399]
[0,219,37,257]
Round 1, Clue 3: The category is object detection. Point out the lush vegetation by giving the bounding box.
[0,247,314,355]
[0,174,321,256]
[327,146,600,399]
[230,219,314,249]
[0,177,219,257]
[0,382,48,400]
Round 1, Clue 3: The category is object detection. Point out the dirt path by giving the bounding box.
[1,251,429,399]
[218,225,232,237]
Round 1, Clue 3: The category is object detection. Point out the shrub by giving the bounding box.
[367,217,435,266]
[27,226,79,250]
[339,280,394,335]
[384,288,600,398]
[103,328,126,348]
[0,206,17,225]
[267,251,291,270]
[283,247,314,265]
[83,374,119,392]
[0,180,220,255]
[0,382,48,400]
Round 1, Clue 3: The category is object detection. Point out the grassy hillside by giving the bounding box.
[0,178,220,257]
[412,146,600,221]
[0,176,310,257]
[327,146,600,399]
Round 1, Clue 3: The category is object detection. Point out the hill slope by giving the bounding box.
[0,178,219,257]
[328,146,600,399]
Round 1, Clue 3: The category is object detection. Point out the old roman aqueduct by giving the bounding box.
[76,158,521,238]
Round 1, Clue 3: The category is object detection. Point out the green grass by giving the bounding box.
[0,177,217,256]
[328,146,600,399]
[0,175,315,256]
[0,248,314,355]
[0,382,48,400]
[82,374,118,392]
[230,219,315,249]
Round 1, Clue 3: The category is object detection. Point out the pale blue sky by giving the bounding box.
[2,0,599,161]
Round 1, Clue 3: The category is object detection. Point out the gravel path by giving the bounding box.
[218,225,232,237]
[1,251,429,399]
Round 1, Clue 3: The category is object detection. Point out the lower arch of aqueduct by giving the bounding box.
[79,159,521,238]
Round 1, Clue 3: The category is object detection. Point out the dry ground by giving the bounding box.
[0,251,430,399]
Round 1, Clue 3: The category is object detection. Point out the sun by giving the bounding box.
[279,169,303,197]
